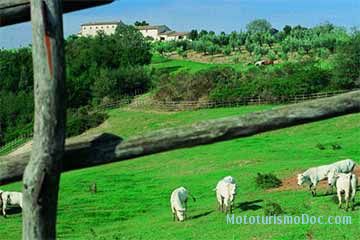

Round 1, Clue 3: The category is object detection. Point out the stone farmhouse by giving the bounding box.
[78,21,189,41]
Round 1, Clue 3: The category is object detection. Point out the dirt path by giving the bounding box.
[269,167,360,192]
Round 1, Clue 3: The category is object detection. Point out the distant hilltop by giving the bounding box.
[78,21,189,41]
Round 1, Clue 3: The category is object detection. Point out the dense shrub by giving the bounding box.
[263,201,284,215]
[255,173,282,189]
[210,61,331,101]
[92,66,151,104]
[154,61,332,102]
[66,109,108,138]
[153,67,239,101]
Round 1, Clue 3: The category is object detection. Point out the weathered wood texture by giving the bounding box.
[0,0,114,27]
[22,0,66,239]
[1,90,360,185]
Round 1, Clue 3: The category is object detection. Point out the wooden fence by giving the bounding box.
[95,90,352,112]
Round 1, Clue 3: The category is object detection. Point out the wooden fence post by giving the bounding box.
[22,0,66,239]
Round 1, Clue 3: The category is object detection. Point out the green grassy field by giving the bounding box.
[1,105,360,240]
[151,54,247,74]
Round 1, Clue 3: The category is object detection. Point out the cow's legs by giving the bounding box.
[309,183,314,196]
[351,187,356,211]
[311,182,317,197]
[345,190,350,211]
[221,197,224,212]
[338,191,342,209]
[172,207,177,221]
[2,201,6,217]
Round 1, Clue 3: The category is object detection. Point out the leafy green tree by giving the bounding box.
[246,19,272,34]
[332,33,360,89]
[189,30,199,40]
[134,21,149,26]
[114,25,152,66]
[223,46,232,56]
[283,25,292,35]
[199,30,208,38]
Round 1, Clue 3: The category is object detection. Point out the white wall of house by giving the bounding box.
[79,24,118,37]
[139,29,160,40]
[158,34,188,41]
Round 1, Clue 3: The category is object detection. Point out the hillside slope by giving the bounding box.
[1,105,359,239]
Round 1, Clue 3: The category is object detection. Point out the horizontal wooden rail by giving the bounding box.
[1,90,360,185]
[0,0,114,27]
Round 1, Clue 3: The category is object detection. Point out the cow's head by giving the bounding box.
[297,174,306,186]
[176,209,186,222]
[229,183,237,202]
[327,168,338,186]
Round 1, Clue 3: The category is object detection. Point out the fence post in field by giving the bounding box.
[22,1,66,239]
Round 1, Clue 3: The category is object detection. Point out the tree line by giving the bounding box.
[0,25,152,146]
[154,20,351,62]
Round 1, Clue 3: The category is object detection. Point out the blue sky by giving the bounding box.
[0,0,359,49]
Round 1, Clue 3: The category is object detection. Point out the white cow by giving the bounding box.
[255,60,265,66]
[215,177,237,213]
[297,165,332,196]
[298,159,356,196]
[0,191,23,217]
[328,159,356,187]
[170,187,196,222]
[334,173,357,211]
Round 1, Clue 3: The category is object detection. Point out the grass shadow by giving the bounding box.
[157,66,182,74]
[2,206,22,216]
[189,210,214,220]
[236,199,263,211]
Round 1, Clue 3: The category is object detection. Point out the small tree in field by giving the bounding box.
[246,19,272,34]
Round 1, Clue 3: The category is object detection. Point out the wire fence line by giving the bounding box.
[0,89,355,155]
[95,89,352,112]
[0,132,33,156]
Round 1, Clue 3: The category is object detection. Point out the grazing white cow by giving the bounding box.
[334,173,357,211]
[0,191,23,217]
[297,165,332,196]
[298,159,357,196]
[215,177,237,213]
[170,187,196,222]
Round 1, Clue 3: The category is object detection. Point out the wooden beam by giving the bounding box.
[0,0,114,27]
[21,0,66,239]
[1,90,360,185]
